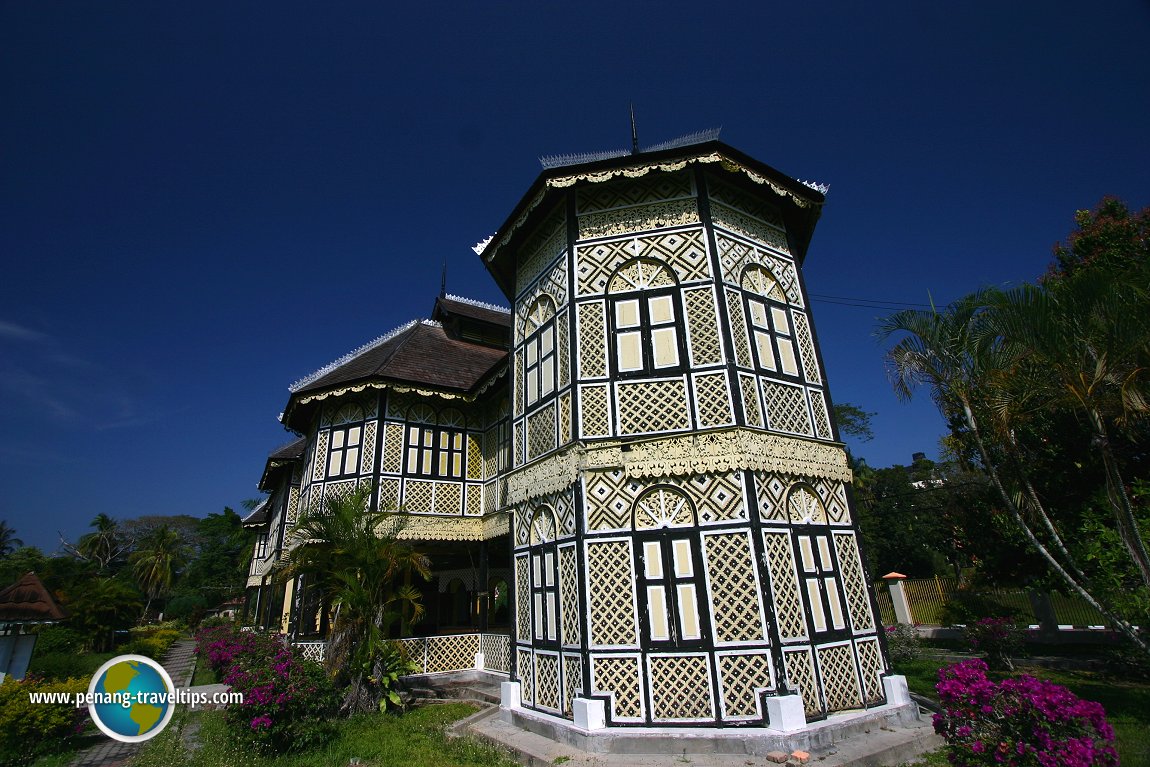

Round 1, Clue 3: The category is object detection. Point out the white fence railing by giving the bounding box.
[291,632,510,675]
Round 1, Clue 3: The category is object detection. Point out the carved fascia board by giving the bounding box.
[547,153,816,209]
[505,430,853,505]
[392,514,510,542]
[292,373,505,408]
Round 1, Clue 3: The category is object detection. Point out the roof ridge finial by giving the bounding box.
[630,103,639,155]
[440,258,447,297]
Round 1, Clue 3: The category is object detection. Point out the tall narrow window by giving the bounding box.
[742,264,800,378]
[608,259,683,377]
[632,487,705,648]
[523,298,557,407]
[326,424,362,478]
[529,508,560,646]
[795,530,848,637]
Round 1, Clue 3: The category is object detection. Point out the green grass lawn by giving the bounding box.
[895,656,1150,766]
[129,703,517,767]
[190,659,218,687]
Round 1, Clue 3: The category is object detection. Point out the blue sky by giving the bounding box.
[2,2,1148,552]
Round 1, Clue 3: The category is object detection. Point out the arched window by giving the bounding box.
[404,406,466,478]
[785,484,849,639]
[741,264,800,378]
[607,259,683,377]
[522,296,558,407]
[528,507,560,646]
[632,488,706,648]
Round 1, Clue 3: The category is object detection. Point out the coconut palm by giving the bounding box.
[281,486,431,713]
[879,291,1149,654]
[0,521,22,558]
[988,275,1150,589]
[130,525,188,617]
[74,513,129,572]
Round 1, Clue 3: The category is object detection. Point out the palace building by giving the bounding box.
[243,137,903,734]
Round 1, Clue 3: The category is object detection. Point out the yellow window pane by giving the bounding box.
[617,331,643,371]
[647,586,669,641]
[526,337,538,366]
[677,583,701,640]
[345,448,359,473]
[643,541,663,579]
[348,426,361,445]
[406,448,419,474]
[546,593,557,640]
[541,363,554,396]
[328,452,341,476]
[778,339,798,376]
[541,326,554,355]
[672,539,693,578]
[771,307,790,335]
[817,537,833,571]
[649,295,674,324]
[807,579,827,632]
[331,430,344,449]
[749,300,768,329]
[799,537,816,572]
[440,431,449,448]
[534,593,543,639]
[755,331,775,370]
[544,551,555,586]
[615,299,640,328]
[438,453,448,476]
[652,327,678,368]
[527,373,539,404]
[452,453,462,477]
[826,577,846,630]
[423,430,433,447]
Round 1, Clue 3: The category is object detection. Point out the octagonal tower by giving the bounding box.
[480,140,890,728]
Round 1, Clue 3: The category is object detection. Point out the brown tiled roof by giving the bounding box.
[433,295,511,327]
[242,499,270,527]
[293,320,507,395]
[0,572,67,622]
[268,437,306,462]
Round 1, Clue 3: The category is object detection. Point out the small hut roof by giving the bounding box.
[0,572,67,622]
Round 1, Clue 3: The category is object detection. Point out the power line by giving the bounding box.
[808,293,940,311]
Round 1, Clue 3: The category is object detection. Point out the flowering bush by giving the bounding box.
[194,626,339,753]
[934,659,1117,767]
[0,675,88,767]
[964,617,1025,671]
[884,623,922,663]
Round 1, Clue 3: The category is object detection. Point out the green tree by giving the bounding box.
[0,522,22,559]
[67,513,129,573]
[130,526,189,618]
[281,487,430,714]
[65,577,142,651]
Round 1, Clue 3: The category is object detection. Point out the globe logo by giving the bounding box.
[88,654,176,743]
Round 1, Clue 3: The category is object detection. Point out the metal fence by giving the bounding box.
[874,578,1111,629]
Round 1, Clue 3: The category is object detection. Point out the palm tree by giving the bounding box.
[0,521,23,558]
[66,577,143,651]
[73,513,129,572]
[281,486,431,714]
[988,275,1150,589]
[130,526,188,617]
[879,291,1150,654]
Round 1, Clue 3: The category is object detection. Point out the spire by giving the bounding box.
[440,258,447,297]
[630,103,639,155]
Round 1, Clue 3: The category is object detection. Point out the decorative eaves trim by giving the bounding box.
[443,294,511,314]
[505,429,852,504]
[289,320,424,393]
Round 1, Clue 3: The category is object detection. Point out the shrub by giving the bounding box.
[0,675,88,767]
[942,591,1020,626]
[964,617,1026,671]
[934,659,1117,767]
[123,626,182,660]
[884,623,923,663]
[195,625,339,753]
[32,626,84,654]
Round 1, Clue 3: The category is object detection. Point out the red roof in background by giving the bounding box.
[0,571,67,622]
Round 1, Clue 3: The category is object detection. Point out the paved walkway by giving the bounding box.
[69,638,199,767]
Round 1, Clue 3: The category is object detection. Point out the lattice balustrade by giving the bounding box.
[763,381,813,436]
[514,350,524,416]
[559,391,571,446]
[527,403,557,460]
[311,431,329,481]
[782,648,821,716]
[534,653,560,711]
[717,652,774,719]
[809,389,832,441]
[518,648,534,706]
[704,532,765,643]
[694,372,732,427]
[425,634,480,674]
[725,291,753,368]
[465,484,482,516]
[293,641,326,664]
[467,434,482,479]
[740,373,764,428]
[513,421,524,468]
[591,655,643,721]
[648,655,713,721]
[377,479,400,512]
[361,421,377,474]
[286,487,300,525]
[817,643,863,712]
[559,546,580,645]
[576,302,607,378]
[579,384,610,437]
[763,531,807,640]
[434,481,461,515]
[382,423,403,473]
[616,379,689,435]
[403,479,434,514]
[833,533,875,632]
[791,312,821,384]
[856,638,885,704]
[515,555,530,638]
[586,540,637,646]
[481,634,510,674]
[563,654,582,716]
[684,286,723,366]
[557,307,569,388]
